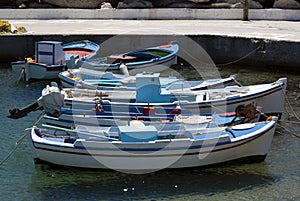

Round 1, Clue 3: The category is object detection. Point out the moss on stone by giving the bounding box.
[15,25,27,33]
[0,20,11,33]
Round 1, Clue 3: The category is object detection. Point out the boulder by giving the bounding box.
[166,2,208,8]
[273,0,300,8]
[42,0,116,8]
[256,0,275,8]
[153,0,210,7]
[117,0,153,8]
[0,20,11,33]
[0,0,16,7]
[211,3,232,8]
[213,0,266,8]
[100,2,113,8]
[27,2,55,8]
[231,1,263,8]
[189,0,210,2]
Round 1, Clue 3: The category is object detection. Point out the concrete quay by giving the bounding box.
[1,9,299,69]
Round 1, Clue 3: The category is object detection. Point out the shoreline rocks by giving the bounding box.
[0,0,299,9]
[0,20,27,34]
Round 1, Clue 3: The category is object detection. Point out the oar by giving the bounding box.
[41,124,119,141]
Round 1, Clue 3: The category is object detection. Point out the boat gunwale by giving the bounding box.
[30,120,275,157]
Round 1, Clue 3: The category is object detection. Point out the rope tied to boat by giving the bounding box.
[277,84,300,138]
[0,111,44,167]
[0,68,25,86]
[283,89,300,122]
[276,122,300,139]
[216,45,262,67]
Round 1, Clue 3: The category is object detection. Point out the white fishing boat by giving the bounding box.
[8,73,286,123]
[27,117,278,172]
[62,73,287,118]
[42,109,247,129]
[11,40,99,81]
[58,67,236,91]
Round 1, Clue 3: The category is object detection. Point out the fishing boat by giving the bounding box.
[36,84,259,129]
[42,108,249,129]
[27,116,278,171]
[8,74,286,121]
[58,67,236,91]
[61,73,287,118]
[11,40,99,81]
[78,42,179,75]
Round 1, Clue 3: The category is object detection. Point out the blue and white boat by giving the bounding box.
[27,116,278,171]
[59,67,236,91]
[42,108,246,129]
[61,73,287,118]
[8,74,286,122]
[78,42,179,75]
[11,40,99,81]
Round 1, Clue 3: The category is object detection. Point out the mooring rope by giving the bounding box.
[283,91,300,122]
[16,69,25,84]
[0,69,24,86]
[278,119,300,124]
[0,111,44,167]
[274,87,300,138]
[0,133,27,167]
[276,122,300,139]
[216,46,261,67]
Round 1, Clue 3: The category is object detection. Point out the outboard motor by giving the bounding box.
[8,82,64,119]
[37,82,65,117]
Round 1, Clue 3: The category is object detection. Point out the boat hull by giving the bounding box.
[28,120,276,171]
[11,61,65,81]
[11,40,100,81]
[64,78,287,119]
[79,42,178,75]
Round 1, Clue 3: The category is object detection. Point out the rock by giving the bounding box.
[0,0,16,8]
[117,0,153,8]
[42,0,116,9]
[189,0,210,2]
[153,0,210,7]
[166,2,207,8]
[153,0,180,7]
[213,0,263,8]
[0,20,11,34]
[211,3,232,8]
[18,3,27,8]
[273,0,300,8]
[28,2,55,8]
[100,2,113,9]
[14,25,27,33]
[256,0,275,8]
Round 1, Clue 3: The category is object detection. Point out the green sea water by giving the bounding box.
[0,63,299,201]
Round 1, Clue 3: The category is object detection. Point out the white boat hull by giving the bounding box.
[82,55,177,75]
[11,61,64,81]
[28,120,276,172]
[64,78,287,118]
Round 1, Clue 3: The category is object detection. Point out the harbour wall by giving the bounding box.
[1,34,299,69]
[1,8,300,21]
[0,8,299,69]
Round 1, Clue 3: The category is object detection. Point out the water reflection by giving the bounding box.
[29,162,278,201]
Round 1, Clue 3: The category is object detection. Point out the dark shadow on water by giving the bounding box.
[29,161,280,201]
